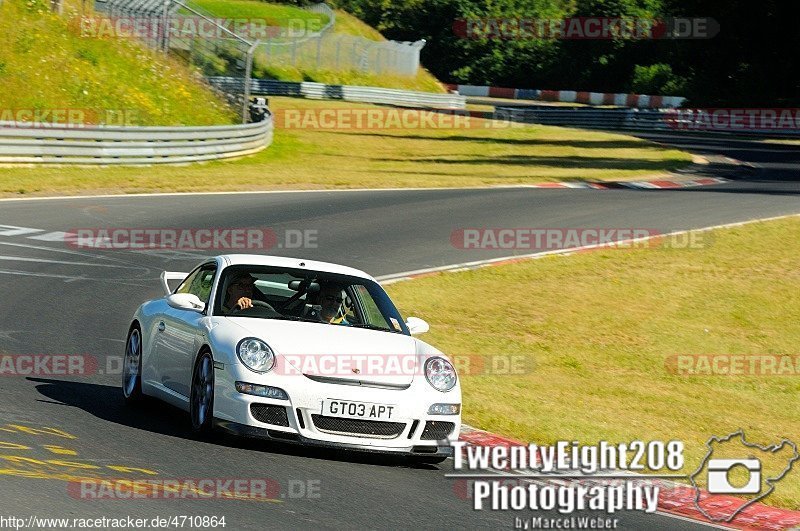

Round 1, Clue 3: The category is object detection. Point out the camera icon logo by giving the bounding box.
[690,430,799,523]
[707,458,761,494]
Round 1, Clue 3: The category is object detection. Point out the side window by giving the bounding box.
[175,268,201,295]
[341,286,359,324]
[353,285,390,328]
[176,264,217,303]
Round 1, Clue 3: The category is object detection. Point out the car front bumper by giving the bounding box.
[212,360,462,455]
[214,419,454,458]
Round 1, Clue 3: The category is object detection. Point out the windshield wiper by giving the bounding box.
[270,315,321,324]
[348,323,401,333]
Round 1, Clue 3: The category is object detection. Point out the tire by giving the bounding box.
[122,324,144,404]
[190,350,215,435]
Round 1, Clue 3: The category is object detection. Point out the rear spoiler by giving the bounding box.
[160,271,188,295]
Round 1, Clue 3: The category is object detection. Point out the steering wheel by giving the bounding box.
[231,300,277,314]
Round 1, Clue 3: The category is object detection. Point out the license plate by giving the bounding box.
[323,400,396,421]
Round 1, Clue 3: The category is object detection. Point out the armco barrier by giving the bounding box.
[496,106,800,136]
[495,107,665,130]
[448,84,685,109]
[208,77,467,109]
[0,117,273,165]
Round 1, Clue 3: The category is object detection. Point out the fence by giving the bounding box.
[92,0,423,79]
[207,77,466,109]
[244,3,423,77]
[0,117,273,165]
[255,33,425,77]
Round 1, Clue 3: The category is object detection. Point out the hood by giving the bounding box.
[225,317,419,386]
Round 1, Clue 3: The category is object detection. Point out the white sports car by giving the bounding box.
[123,254,461,462]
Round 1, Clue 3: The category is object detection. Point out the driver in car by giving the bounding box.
[222,272,266,313]
[318,283,350,325]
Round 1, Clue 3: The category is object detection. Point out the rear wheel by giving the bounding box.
[190,351,215,435]
[122,325,143,404]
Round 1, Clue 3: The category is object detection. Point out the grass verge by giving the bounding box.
[0,0,236,126]
[385,217,800,510]
[189,0,328,26]
[0,97,692,197]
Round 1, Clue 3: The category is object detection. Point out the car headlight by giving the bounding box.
[237,338,275,373]
[425,356,457,392]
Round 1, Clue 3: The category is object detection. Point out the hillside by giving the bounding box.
[0,0,236,126]
[184,0,445,92]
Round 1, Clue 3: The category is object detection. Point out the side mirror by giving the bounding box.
[166,293,205,312]
[405,316,430,335]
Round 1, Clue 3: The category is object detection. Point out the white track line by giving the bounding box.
[0,225,45,236]
[0,178,726,203]
[0,241,134,262]
[0,255,142,269]
[26,231,75,242]
[0,186,553,202]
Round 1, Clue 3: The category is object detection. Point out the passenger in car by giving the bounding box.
[317,283,350,325]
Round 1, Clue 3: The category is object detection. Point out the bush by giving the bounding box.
[630,63,687,96]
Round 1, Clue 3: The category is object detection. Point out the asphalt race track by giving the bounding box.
[0,136,797,529]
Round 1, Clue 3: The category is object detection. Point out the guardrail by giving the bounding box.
[0,117,273,165]
[448,84,685,109]
[495,107,800,137]
[207,77,466,109]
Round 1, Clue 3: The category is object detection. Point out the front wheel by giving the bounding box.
[122,325,143,404]
[190,351,215,435]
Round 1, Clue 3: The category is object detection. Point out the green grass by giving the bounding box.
[385,217,800,510]
[331,9,384,40]
[0,0,236,126]
[254,65,446,93]
[0,96,692,196]
[188,0,329,27]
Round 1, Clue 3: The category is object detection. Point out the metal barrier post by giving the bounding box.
[243,40,260,124]
[161,0,171,52]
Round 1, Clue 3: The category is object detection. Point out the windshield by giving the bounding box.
[213,265,409,335]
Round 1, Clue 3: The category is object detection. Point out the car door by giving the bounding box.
[157,262,217,399]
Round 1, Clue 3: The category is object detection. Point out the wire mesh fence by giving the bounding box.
[91,0,424,78]
[255,33,425,77]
